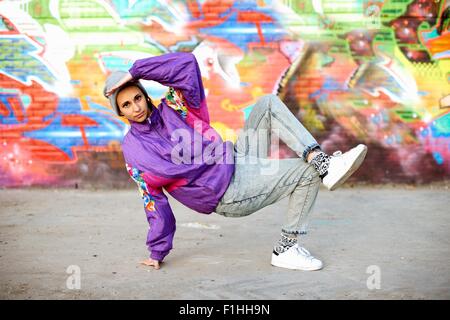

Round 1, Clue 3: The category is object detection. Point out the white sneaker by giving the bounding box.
[271,244,323,271]
[322,144,368,191]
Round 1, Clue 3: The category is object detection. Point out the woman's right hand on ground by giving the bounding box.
[140,258,161,270]
[105,72,133,97]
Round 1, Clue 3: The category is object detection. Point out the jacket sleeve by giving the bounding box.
[128,52,210,124]
[125,163,176,262]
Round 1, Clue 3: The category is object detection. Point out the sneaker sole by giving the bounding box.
[328,144,368,191]
[271,258,323,271]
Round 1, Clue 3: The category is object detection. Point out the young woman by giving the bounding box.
[104,52,367,271]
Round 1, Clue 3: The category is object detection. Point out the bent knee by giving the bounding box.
[264,93,281,104]
[254,94,281,112]
[257,93,280,104]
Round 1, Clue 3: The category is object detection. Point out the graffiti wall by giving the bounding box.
[0,0,449,187]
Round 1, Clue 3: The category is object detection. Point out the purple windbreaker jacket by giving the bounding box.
[121,52,235,261]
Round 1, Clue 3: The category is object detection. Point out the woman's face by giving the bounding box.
[116,85,150,123]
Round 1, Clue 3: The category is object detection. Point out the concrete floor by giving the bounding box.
[0,184,449,299]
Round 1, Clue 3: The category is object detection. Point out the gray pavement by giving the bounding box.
[0,184,449,299]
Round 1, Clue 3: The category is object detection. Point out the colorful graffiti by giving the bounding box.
[0,0,449,187]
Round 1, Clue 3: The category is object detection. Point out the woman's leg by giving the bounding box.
[216,93,323,221]
[234,94,367,188]
[215,94,324,270]
[216,94,366,270]
[216,157,319,226]
[234,94,321,161]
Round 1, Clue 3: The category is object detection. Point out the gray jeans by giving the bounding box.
[214,94,321,235]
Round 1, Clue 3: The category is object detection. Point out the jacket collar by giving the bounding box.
[129,106,160,133]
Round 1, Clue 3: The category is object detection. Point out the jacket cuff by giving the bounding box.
[128,62,140,80]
